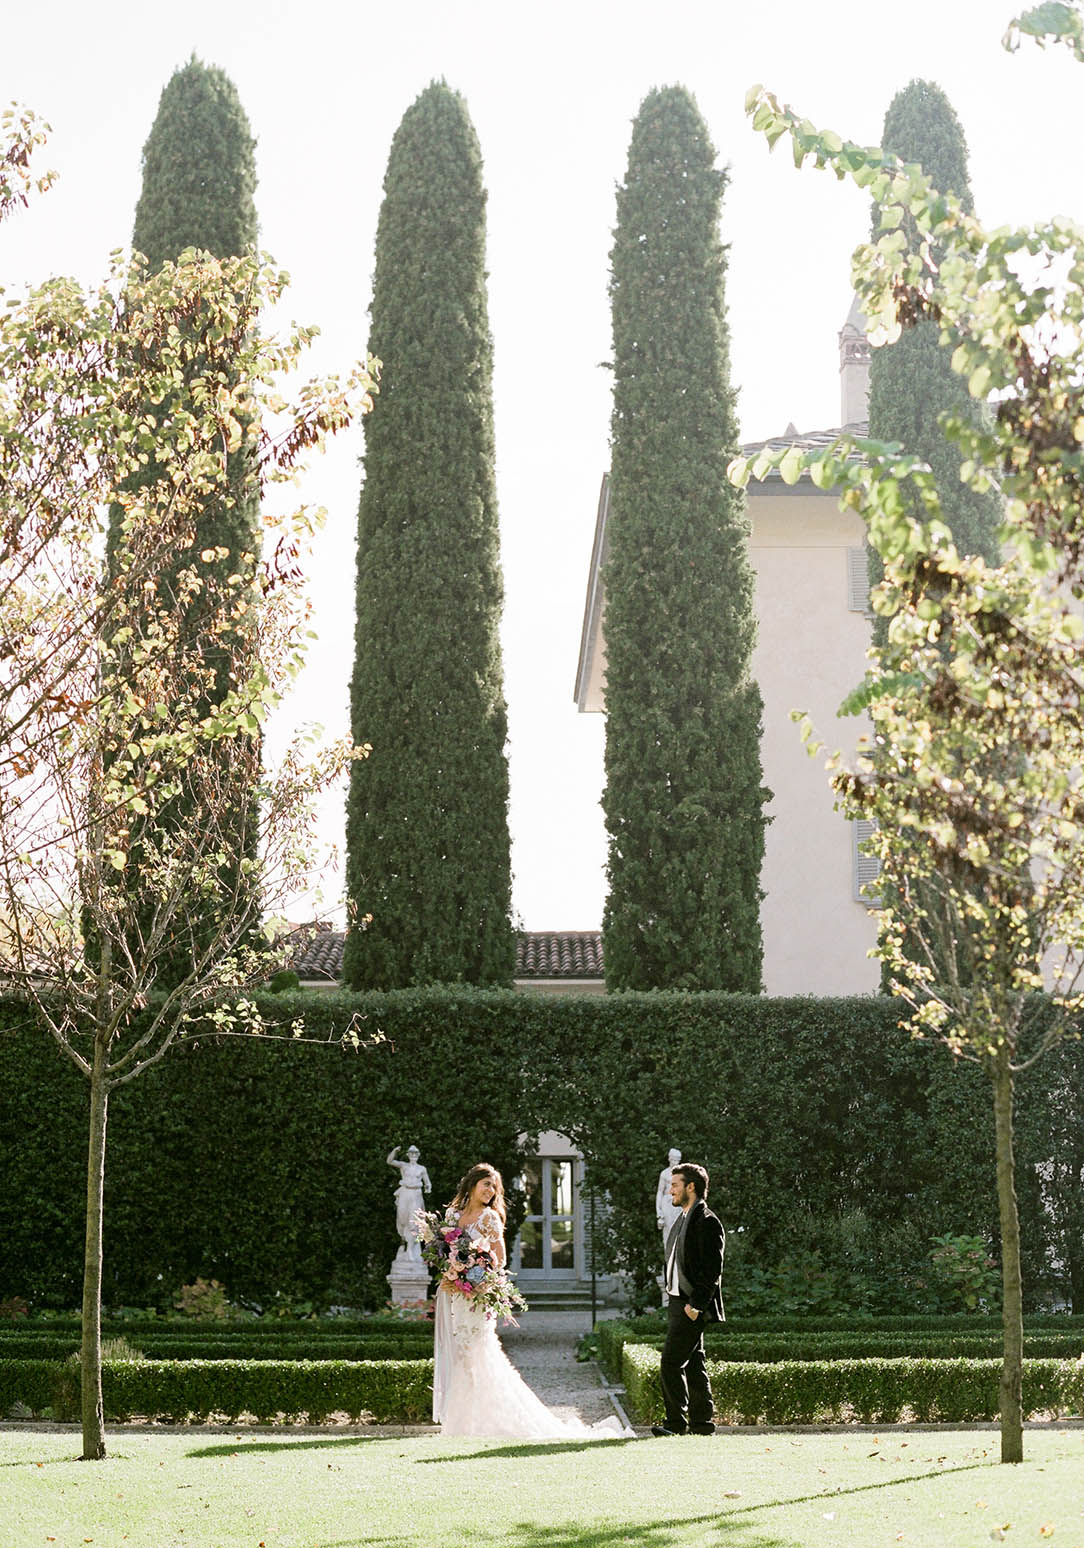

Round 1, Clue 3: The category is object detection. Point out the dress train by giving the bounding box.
[432,1290,623,1440]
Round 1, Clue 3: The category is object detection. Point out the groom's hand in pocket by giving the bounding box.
[683,1305,700,1321]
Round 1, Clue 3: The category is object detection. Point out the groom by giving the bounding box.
[652,1162,725,1437]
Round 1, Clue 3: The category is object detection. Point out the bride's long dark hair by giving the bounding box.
[450,1163,507,1224]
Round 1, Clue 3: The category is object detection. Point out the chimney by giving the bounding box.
[839,294,870,427]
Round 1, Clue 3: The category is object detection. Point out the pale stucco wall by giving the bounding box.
[749,485,879,995]
[577,476,881,995]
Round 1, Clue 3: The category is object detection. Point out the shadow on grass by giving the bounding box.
[307,1456,996,1548]
[415,1436,639,1460]
[306,1462,995,1548]
[0,1454,80,1467]
[484,1526,794,1548]
[187,1434,385,1457]
[719,1459,991,1516]
[313,1523,795,1548]
[187,1434,639,1460]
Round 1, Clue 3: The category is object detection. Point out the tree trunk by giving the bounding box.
[80,1040,109,1460]
[1072,1215,1084,1315]
[1070,1147,1084,1315]
[993,1045,1024,1463]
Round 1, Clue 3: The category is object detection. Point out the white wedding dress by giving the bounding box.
[432,1210,623,1440]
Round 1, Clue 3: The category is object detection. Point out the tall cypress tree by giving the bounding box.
[132,57,257,269]
[343,82,514,989]
[868,79,1001,612]
[601,86,766,992]
[106,58,261,984]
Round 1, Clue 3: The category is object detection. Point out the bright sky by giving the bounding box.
[4,1,1081,930]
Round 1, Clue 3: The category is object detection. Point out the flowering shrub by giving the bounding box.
[927,1234,1000,1312]
[173,1279,231,1320]
[379,1298,433,1323]
[264,1291,320,1320]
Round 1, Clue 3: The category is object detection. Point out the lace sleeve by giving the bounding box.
[478,1207,503,1243]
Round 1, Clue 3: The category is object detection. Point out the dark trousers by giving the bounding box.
[660,1296,714,1432]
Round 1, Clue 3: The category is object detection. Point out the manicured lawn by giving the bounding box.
[1,1425,1081,1548]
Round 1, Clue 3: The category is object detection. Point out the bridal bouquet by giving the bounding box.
[412,1208,528,1324]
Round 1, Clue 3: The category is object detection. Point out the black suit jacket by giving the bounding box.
[677,1198,726,1323]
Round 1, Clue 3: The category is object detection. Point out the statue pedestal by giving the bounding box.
[387,1256,430,1307]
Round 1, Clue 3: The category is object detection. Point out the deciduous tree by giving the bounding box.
[735,4,1084,1461]
[865,81,1005,988]
[0,115,376,1458]
[867,79,1001,625]
[109,59,263,985]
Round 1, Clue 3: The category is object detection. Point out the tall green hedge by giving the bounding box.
[602,86,766,991]
[1,991,1078,1311]
[344,81,514,989]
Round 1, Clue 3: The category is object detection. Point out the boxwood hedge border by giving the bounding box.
[0,1357,434,1425]
[621,1346,1084,1426]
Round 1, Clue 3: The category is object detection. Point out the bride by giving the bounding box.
[432,1162,622,1440]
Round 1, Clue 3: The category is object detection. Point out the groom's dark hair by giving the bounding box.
[674,1163,708,1199]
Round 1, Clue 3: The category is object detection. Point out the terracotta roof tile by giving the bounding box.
[740,421,869,481]
[285,924,343,982]
[287,927,605,983]
[515,930,604,979]
[741,420,868,454]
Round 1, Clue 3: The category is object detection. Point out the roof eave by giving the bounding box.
[574,474,610,711]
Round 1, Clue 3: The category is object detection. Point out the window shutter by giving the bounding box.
[853,818,881,903]
[847,546,872,614]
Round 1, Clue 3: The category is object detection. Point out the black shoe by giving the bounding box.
[689,1423,716,1435]
[650,1424,685,1437]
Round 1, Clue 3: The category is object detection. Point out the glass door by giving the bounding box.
[513,1157,577,1280]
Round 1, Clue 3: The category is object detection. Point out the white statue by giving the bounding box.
[655,1147,683,1236]
[387,1144,431,1262]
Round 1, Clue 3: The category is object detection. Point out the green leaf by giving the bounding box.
[810,456,840,490]
[968,364,992,398]
[779,445,804,485]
